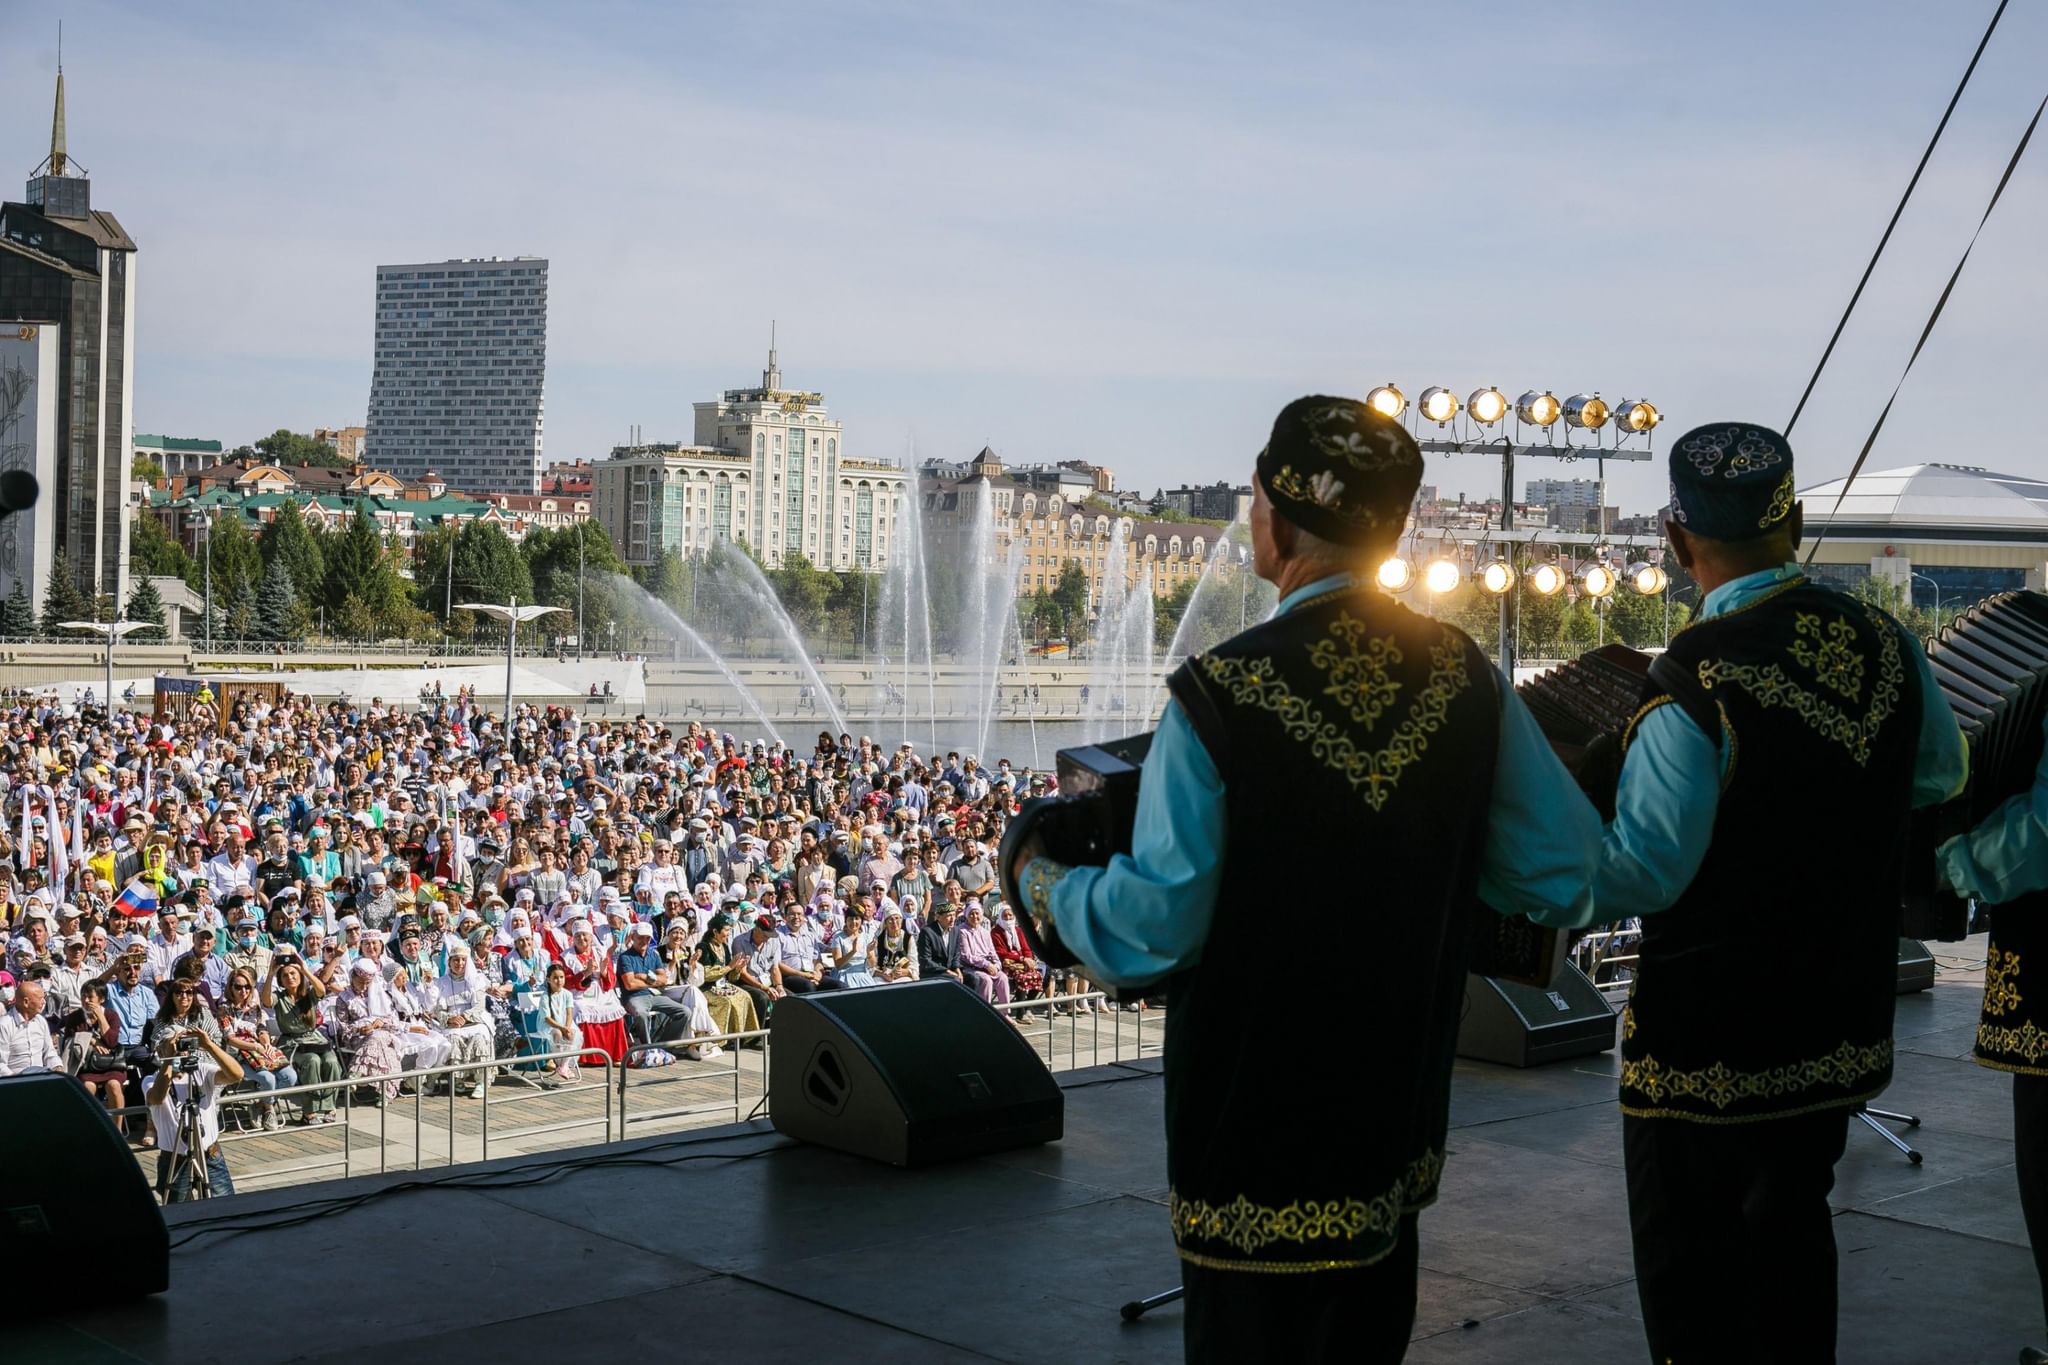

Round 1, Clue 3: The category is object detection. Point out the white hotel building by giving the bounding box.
[594,346,908,571]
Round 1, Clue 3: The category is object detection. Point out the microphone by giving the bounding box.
[0,470,38,519]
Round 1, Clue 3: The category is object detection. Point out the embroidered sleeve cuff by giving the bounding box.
[1020,856,1073,927]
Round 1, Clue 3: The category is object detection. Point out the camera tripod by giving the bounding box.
[154,1068,218,1202]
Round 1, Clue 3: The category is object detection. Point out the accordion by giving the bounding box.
[1904,590,2048,939]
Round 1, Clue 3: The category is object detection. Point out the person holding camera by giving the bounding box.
[145,980,244,1201]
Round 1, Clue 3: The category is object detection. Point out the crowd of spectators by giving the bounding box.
[0,684,1131,1198]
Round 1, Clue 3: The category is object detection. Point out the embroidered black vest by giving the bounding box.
[1975,715,2048,1074]
[1162,584,1499,1273]
[1619,580,1918,1123]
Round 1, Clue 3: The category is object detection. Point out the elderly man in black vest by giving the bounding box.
[1530,423,1967,1362]
[1011,395,1601,1363]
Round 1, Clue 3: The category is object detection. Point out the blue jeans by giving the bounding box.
[240,1065,299,1098]
[157,1147,235,1202]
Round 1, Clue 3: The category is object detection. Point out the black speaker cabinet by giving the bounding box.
[0,1072,168,1300]
[1457,962,1618,1068]
[1897,937,1936,994]
[769,979,1064,1166]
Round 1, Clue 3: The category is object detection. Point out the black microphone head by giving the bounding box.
[0,470,38,514]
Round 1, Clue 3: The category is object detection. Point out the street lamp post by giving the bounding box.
[59,619,149,711]
[199,512,213,653]
[457,597,568,723]
[1910,571,1943,630]
[576,522,586,660]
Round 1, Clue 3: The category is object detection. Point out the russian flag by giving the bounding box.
[113,876,158,919]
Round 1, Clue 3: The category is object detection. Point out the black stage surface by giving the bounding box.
[22,979,2041,1363]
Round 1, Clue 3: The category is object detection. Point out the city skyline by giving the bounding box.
[1,2,2043,513]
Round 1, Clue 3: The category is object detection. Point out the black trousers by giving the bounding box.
[1624,1108,1850,1363]
[1181,1212,1418,1364]
[2014,1072,2048,1326]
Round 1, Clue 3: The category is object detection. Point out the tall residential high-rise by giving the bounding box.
[365,257,547,493]
[0,65,139,615]
[1525,476,1608,533]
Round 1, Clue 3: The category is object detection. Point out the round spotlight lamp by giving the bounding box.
[1527,562,1565,596]
[1516,390,1562,427]
[1563,393,1611,430]
[1582,563,1616,597]
[1468,387,1508,426]
[1630,562,1669,595]
[1479,559,1515,595]
[1418,386,1459,425]
[1424,558,1463,594]
[1377,556,1414,591]
[1366,384,1406,421]
[1616,399,1661,434]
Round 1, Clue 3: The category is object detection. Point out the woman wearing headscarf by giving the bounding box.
[692,914,760,1041]
[337,958,405,1101]
[656,919,721,1059]
[494,927,551,1075]
[431,942,494,1097]
[388,962,452,1077]
[875,907,918,983]
[562,921,629,1068]
[955,900,1012,1009]
[990,901,1045,1017]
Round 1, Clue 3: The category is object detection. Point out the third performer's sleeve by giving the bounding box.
[1478,681,1600,926]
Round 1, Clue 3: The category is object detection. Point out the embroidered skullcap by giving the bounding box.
[1667,423,1797,543]
[1255,396,1423,546]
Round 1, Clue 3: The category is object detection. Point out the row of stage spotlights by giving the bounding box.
[1365,384,1661,433]
[1377,557,1670,598]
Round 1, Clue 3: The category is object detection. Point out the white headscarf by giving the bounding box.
[434,943,486,1016]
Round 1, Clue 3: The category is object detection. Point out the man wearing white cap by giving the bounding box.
[616,920,692,1044]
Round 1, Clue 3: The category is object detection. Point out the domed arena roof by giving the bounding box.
[1798,464,2048,534]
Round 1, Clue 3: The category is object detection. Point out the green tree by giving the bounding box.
[523,522,628,648]
[252,559,307,642]
[132,514,193,582]
[321,503,404,619]
[123,578,169,643]
[245,429,349,469]
[226,579,258,641]
[201,512,263,609]
[825,569,882,652]
[259,501,326,611]
[0,580,32,637]
[768,552,835,641]
[131,452,165,485]
[39,557,93,635]
[335,591,376,641]
[1051,560,1090,644]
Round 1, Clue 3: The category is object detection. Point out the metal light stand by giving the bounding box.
[1854,1105,1923,1165]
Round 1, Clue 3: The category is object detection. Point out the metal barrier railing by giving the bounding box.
[92,987,1168,1201]
[1572,925,1642,994]
[97,1045,613,1196]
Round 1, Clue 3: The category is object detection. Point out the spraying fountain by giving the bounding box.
[605,573,786,745]
[702,542,851,738]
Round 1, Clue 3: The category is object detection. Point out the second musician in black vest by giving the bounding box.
[1533,423,1967,1363]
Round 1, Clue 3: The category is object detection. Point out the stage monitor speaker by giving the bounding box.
[1457,962,1617,1068]
[0,1072,168,1300]
[1897,937,1936,995]
[770,978,1064,1167]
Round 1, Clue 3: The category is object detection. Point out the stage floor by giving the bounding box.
[23,974,2039,1363]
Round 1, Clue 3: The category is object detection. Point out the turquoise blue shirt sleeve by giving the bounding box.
[1479,681,1601,924]
[1042,699,1223,988]
[1941,712,2048,903]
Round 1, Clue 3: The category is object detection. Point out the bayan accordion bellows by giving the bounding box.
[1905,590,2048,939]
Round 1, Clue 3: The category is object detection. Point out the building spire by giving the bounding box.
[49,40,67,178]
[763,320,782,391]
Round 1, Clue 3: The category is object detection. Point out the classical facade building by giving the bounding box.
[594,345,909,571]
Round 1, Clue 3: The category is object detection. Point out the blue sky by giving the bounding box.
[3,0,2042,513]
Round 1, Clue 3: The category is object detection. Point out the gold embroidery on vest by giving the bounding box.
[1200,634,1470,812]
[1621,1005,1637,1041]
[1621,1038,1892,1112]
[1694,602,1901,765]
[1307,613,1404,727]
[1788,611,1864,701]
[1979,1018,2048,1065]
[1985,946,2023,1018]
[1169,1148,1445,1262]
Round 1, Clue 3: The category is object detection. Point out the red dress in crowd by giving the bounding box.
[566,951,628,1065]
